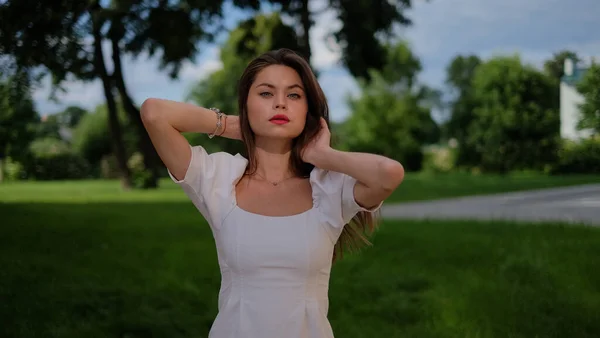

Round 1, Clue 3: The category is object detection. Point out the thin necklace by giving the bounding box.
[253,172,296,186]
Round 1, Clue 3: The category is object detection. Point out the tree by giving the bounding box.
[0,0,246,188]
[340,41,439,171]
[543,50,580,112]
[330,0,414,80]
[102,0,246,188]
[71,102,134,171]
[58,106,87,128]
[36,106,88,141]
[576,62,600,135]
[466,55,560,173]
[544,50,580,83]
[266,0,416,80]
[0,0,134,188]
[36,114,63,140]
[443,54,481,166]
[0,70,39,182]
[91,2,134,189]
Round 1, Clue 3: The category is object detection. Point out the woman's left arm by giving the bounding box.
[303,119,405,209]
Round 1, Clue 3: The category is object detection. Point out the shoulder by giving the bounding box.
[170,144,247,190]
[310,167,381,228]
[309,167,349,194]
[190,144,246,165]
[189,145,247,173]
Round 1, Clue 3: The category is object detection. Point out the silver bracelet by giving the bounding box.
[208,107,223,139]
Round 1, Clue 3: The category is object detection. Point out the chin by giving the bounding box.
[253,123,304,140]
[259,130,303,140]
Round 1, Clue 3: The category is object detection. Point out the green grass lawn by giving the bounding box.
[1,175,600,337]
[1,171,598,204]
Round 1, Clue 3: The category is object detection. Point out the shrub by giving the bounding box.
[25,152,91,180]
[551,137,600,174]
[423,146,457,173]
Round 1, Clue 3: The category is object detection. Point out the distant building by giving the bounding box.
[560,57,594,141]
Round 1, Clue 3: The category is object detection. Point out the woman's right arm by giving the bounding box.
[140,98,240,181]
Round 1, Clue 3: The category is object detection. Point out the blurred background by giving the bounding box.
[1,0,600,337]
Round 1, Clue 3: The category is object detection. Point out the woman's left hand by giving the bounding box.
[301,117,332,165]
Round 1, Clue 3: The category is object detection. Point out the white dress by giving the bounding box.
[169,145,381,338]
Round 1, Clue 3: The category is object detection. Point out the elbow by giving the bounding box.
[140,98,163,124]
[379,159,405,192]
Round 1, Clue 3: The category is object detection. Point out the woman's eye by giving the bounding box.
[260,92,272,97]
[288,93,301,99]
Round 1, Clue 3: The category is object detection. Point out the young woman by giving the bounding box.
[141,48,404,338]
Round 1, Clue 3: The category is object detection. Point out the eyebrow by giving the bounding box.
[256,83,304,91]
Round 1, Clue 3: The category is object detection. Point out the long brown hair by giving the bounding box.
[237,48,379,262]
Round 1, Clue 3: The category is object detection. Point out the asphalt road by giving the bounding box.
[381,184,600,226]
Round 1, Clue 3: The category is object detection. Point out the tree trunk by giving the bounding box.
[299,0,312,63]
[92,10,133,190]
[110,33,160,188]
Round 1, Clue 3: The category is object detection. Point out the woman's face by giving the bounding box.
[246,64,308,140]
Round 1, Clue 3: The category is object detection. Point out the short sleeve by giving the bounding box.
[310,168,382,239]
[168,144,247,230]
[340,173,382,222]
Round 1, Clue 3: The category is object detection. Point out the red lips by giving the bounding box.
[269,114,290,124]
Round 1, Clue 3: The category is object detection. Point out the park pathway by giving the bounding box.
[380,183,600,226]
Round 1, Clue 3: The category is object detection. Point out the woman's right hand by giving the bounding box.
[222,115,243,141]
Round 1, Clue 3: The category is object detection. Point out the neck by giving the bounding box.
[252,136,294,181]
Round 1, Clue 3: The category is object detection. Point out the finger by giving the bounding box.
[320,117,328,129]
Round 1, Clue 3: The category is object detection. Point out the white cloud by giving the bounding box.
[32,44,224,114]
[318,67,360,122]
[32,75,103,114]
[309,0,342,69]
[179,47,223,82]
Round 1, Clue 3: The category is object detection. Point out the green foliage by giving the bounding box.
[227,12,301,63]
[466,55,560,173]
[379,38,423,87]
[443,54,482,166]
[36,115,62,139]
[551,137,600,174]
[0,71,39,162]
[422,146,457,173]
[3,157,24,181]
[37,106,89,140]
[342,74,424,170]
[543,50,579,82]
[112,0,236,78]
[28,137,71,158]
[1,0,242,188]
[576,63,600,134]
[22,138,91,180]
[340,41,439,171]
[128,152,154,189]
[24,152,91,180]
[543,51,580,114]
[57,106,88,128]
[329,0,414,80]
[71,103,136,168]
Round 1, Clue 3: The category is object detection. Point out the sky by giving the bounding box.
[32,0,600,123]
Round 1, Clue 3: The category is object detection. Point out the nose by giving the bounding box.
[273,94,286,110]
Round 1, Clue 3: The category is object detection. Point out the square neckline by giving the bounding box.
[230,160,318,219]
